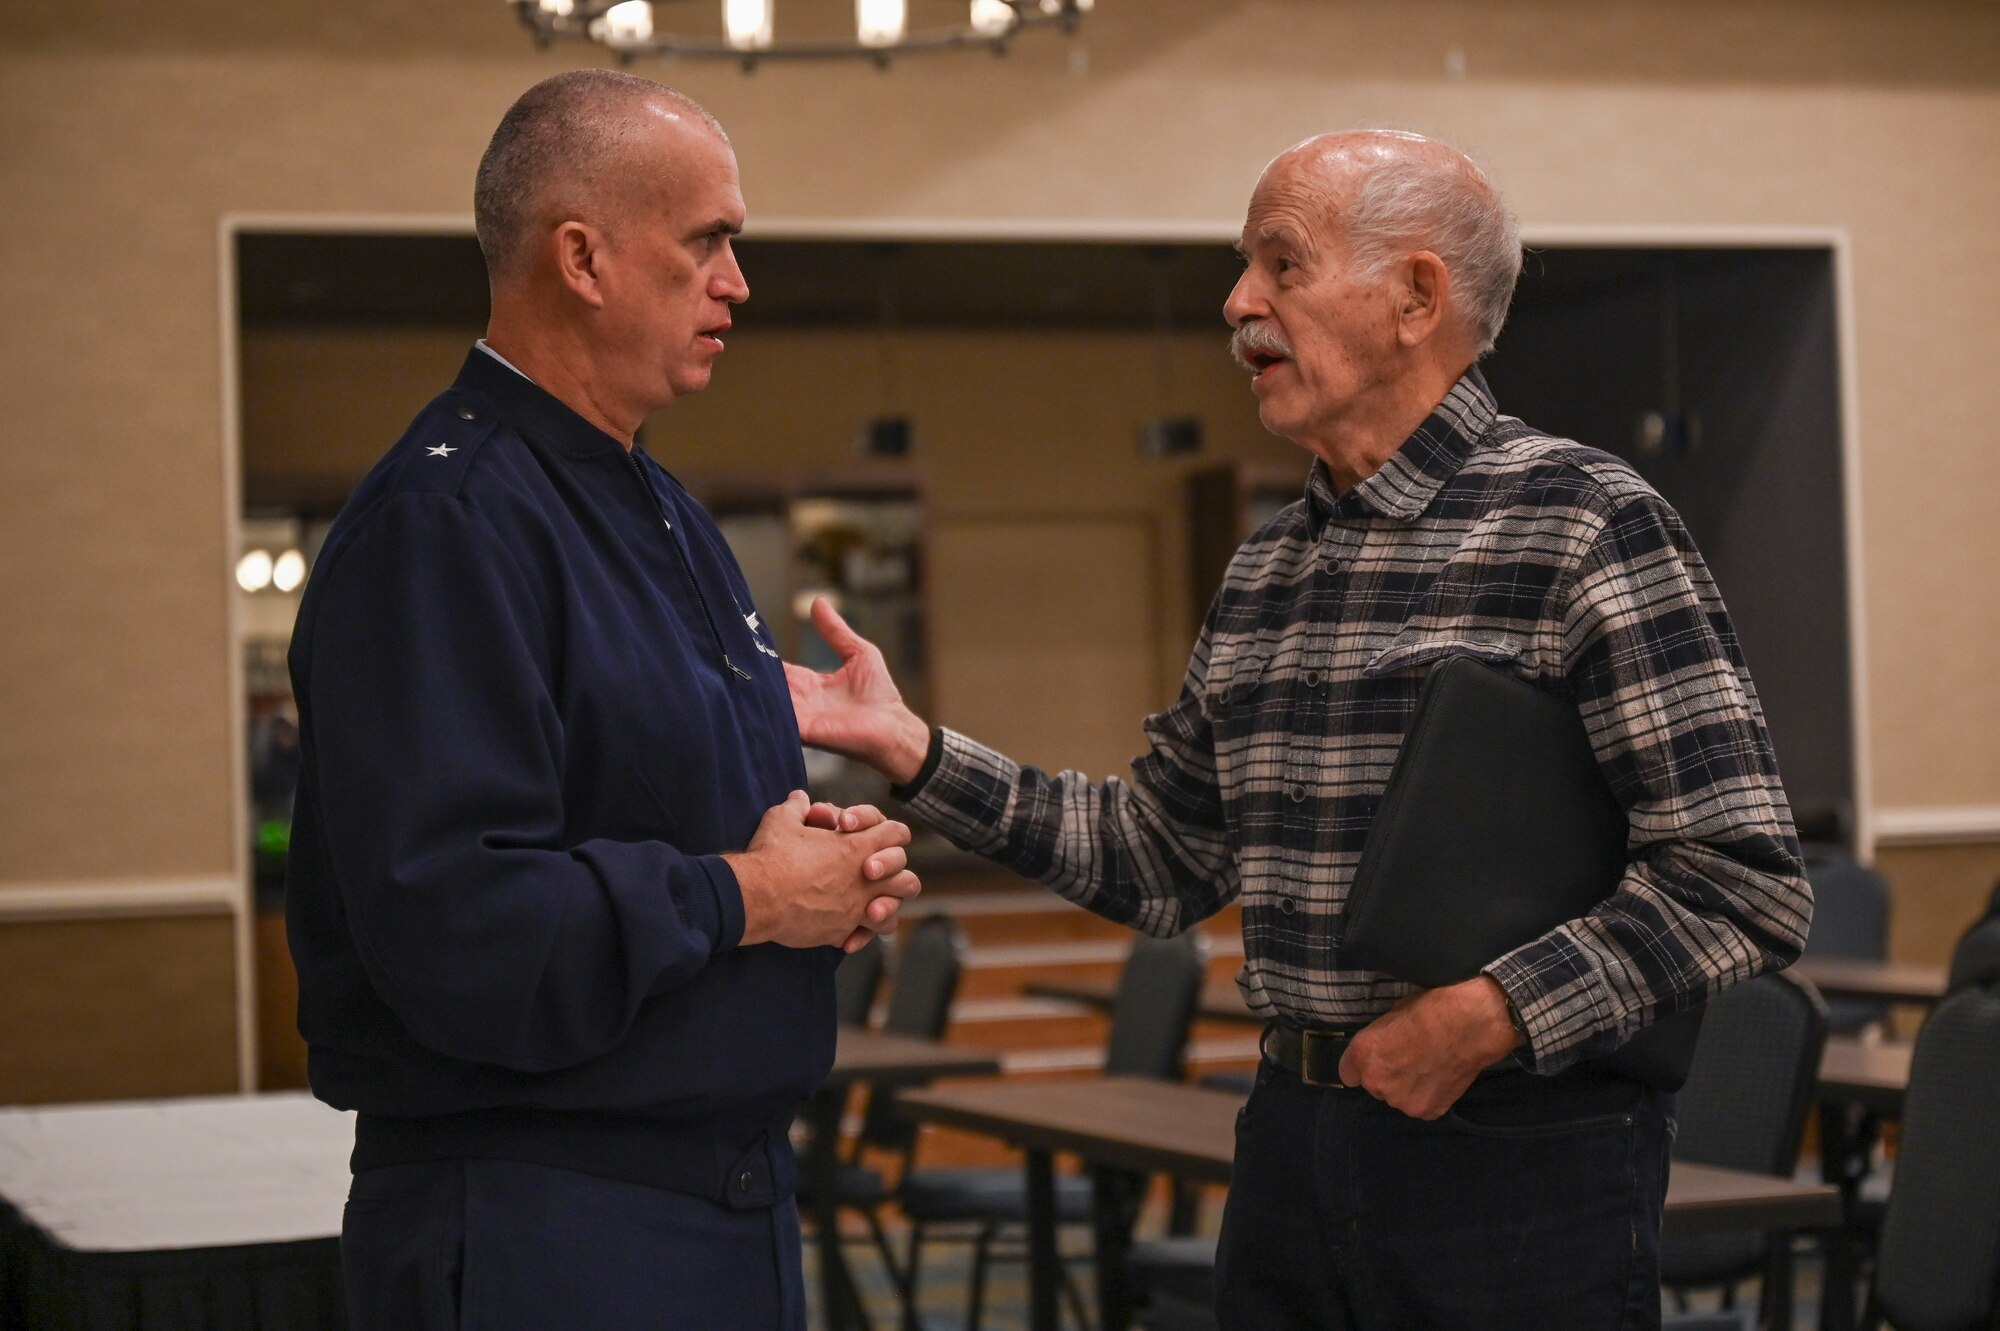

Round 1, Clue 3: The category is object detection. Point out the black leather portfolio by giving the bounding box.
[1340,653,1705,1091]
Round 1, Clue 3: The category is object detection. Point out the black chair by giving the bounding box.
[1864,981,2000,1331]
[821,914,965,1327]
[1801,852,1893,1034]
[834,933,887,1028]
[898,931,1210,1331]
[1660,971,1829,1324]
[1131,1234,1219,1331]
[1945,913,2000,993]
[1144,1280,1222,1331]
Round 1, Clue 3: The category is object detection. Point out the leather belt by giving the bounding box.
[1262,1021,1527,1089]
[1260,1022,1366,1088]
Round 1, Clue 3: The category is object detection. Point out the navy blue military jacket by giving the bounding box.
[286,348,829,1207]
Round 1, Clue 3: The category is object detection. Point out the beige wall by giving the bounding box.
[242,323,1301,763]
[4,0,1998,1098]
[0,912,240,1103]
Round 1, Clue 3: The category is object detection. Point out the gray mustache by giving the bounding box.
[1230,321,1292,371]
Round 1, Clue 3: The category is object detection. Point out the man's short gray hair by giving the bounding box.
[474,70,726,282]
[1331,131,1522,357]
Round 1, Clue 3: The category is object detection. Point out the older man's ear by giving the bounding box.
[1394,250,1453,349]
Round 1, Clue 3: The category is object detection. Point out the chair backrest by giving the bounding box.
[1947,915,2000,994]
[859,915,964,1152]
[1103,933,1209,1080]
[833,934,886,1028]
[1801,854,1892,1032]
[1672,970,1830,1177]
[879,915,963,1041]
[1874,983,2000,1331]
[1659,971,1830,1287]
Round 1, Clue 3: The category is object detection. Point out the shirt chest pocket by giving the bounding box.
[1204,643,1282,732]
[1202,646,1286,839]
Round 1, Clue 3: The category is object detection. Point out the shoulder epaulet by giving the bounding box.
[390,389,505,496]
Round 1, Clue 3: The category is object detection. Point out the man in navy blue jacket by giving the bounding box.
[285,71,918,1330]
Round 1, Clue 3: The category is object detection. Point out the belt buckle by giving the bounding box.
[1298,1028,1340,1088]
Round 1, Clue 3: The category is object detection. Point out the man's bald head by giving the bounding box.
[474,69,728,285]
[1267,130,1520,356]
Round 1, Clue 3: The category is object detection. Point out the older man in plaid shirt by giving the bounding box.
[787,130,1812,1329]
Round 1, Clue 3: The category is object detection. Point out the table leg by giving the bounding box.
[1816,1103,1875,1331]
[1765,1237,1795,1331]
[1025,1148,1060,1331]
[1820,1230,1858,1331]
[805,1087,873,1331]
[1091,1166,1144,1331]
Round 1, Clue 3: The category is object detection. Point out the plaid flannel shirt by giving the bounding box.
[901,367,1812,1072]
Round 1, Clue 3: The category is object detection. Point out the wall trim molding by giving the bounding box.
[0,877,242,922]
[1874,807,2000,847]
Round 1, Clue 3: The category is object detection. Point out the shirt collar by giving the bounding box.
[1305,365,1498,537]
[474,338,533,383]
[452,345,633,461]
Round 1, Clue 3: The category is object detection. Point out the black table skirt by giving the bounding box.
[1,1202,344,1331]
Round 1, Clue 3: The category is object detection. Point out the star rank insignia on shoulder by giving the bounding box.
[427,443,456,457]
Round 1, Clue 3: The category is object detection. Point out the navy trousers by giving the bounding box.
[339,1159,806,1330]
[1214,1059,1673,1330]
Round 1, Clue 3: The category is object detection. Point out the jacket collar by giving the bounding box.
[1305,365,1498,538]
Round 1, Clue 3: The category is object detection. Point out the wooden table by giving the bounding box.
[899,1075,1841,1331]
[1813,1036,1914,1331]
[807,1029,1002,1331]
[1035,979,1920,1104]
[1793,959,1947,1006]
[1817,1036,1912,1116]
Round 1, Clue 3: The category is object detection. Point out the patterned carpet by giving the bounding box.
[803,1222,1100,1331]
[800,1219,1857,1330]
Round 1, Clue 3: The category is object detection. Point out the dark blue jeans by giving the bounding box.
[1214,1059,1673,1330]
[340,1158,806,1330]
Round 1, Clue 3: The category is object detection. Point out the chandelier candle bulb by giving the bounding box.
[594,0,654,45]
[969,0,1014,35]
[856,0,906,46]
[723,0,773,49]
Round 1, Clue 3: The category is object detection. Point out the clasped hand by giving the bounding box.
[727,791,922,953]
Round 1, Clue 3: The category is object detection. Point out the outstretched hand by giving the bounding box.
[785,596,933,786]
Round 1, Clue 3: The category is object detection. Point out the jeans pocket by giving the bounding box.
[1440,1106,1636,1139]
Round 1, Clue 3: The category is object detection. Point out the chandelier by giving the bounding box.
[510,0,1096,67]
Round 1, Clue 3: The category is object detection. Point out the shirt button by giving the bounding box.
[1279,897,1297,915]
[1288,784,1308,803]
[456,406,477,421]
[1303,670,1323,688]
[738,1170,756,1192]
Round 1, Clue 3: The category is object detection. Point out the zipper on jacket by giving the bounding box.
[624,452,754,682]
